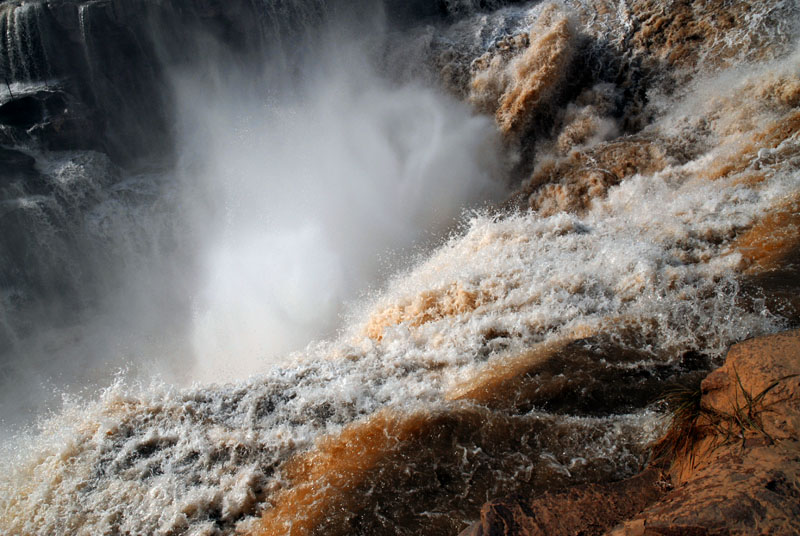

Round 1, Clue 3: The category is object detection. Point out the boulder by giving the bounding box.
[611,330,800,536]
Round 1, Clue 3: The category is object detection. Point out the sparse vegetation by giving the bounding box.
[652,371,800,466]
[712,369,799,447]
[651,383,707,466]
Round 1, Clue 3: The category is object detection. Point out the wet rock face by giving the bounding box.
[0,0,511,163]
[0,88,98,152]
[0,145,42,197]
[0,0,265,161]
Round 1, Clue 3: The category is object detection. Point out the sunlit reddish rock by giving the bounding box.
[700,330,800,442]
[616,331,800,535]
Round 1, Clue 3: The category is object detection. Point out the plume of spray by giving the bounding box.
[0,2,505,430]
[170,32,505,381]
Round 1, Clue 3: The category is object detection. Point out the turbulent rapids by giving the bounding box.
[1,0,799,535]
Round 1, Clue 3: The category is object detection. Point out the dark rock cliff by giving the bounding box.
[0,0,267,162]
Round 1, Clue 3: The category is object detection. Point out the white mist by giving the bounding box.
[172,48,505,381]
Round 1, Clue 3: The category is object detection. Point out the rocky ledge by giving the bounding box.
[459,329,800,536]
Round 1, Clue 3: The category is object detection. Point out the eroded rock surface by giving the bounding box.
[618,331,800,536]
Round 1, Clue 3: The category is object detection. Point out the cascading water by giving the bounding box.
[0,2,52,83]
[0,0,507,423]
[1,0,799,535]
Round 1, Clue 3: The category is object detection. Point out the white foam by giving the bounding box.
[3,89,794,533]
[2,1,800,533]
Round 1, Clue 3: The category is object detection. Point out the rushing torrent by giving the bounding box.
[1,0,799,535]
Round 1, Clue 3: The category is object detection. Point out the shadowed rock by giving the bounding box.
[458,467,667,536]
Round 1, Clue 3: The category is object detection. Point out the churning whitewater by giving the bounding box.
[1,0,799,535]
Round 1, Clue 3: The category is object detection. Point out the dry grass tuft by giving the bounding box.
[712,369,800,447]
[651,384,707,467]
[651,371,800,467]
